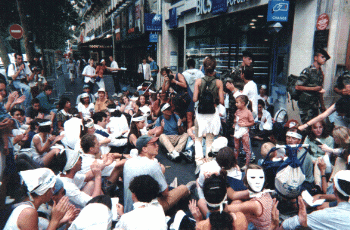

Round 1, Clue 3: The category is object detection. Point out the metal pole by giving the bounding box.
[111,13,116,60]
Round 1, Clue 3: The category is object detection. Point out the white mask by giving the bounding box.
[247,169,265,193]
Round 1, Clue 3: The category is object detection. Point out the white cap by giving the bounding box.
[161,103,171,112]
[63,149,81,174]
[98,88,106,92]
[100,59,105,63]
[39,120,52,127]
[20,168,56,196]
[81,93,89,98]
[261,85,267,89]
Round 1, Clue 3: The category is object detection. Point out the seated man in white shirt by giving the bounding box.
[61,108,83,149]
[93,111,128,155]
[59,148,103,209]
[77,134,126,194]
[115,175,167,230]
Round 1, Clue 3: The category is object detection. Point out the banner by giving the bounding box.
[169,8,178,28]
[267,1,289,22]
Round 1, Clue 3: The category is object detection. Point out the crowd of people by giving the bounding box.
[0,50,350,230]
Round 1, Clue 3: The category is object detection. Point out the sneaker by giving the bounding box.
[181,150,194,163]
[170,177,178,188]
[167,151,181,162]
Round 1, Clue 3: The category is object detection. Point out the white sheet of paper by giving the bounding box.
[120,67,127,70]
[111,197,120,221]
[302,190,325,207]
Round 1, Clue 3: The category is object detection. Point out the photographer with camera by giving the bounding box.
[29,53,45,98]
[161,67,190,120]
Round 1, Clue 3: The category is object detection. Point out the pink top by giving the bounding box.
[247,193,273,230]
[235,108,254,127]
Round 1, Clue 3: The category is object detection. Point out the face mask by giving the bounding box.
[247,169,265,193]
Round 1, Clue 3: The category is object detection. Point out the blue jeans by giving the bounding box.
[13,80,32,108]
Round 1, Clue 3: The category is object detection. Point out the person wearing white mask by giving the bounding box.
[226,164,274,230]
[4,168,70,230]
[59,149,104,209]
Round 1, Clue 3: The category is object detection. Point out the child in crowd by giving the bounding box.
[233,95,255,169]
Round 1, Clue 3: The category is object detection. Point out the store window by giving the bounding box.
[186,6,271,85]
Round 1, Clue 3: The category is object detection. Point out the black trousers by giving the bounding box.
[112,75,121,93]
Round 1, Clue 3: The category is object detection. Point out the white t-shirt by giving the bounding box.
[111,60,118,72]
[115,200,167,230]
[59,174,90,209]
[242,80,258,114]
[8,63,32,80]
[82,65,96,83]
[77,102,94,119]
[78,153,117,177]
[107,115,129,138]
[233,90,243,99]
[142,64,147,78]
[182,69,204,93]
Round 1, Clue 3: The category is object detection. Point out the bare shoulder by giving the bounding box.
[216,79,223,87]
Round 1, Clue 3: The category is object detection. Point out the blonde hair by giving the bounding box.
[332,126,350,148]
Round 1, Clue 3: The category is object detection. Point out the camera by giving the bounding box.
[167,74,174,81]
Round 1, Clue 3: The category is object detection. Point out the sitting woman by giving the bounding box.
[30,119,64,167]
[252,99,273,141]
[56,97,72,133]
[77,93,94,119]
[120,95,134,115]
[94,88,109,113]
[189,174,248,230]
[304,120,334,160]
[197,147,245,218]
[226,164,273,230]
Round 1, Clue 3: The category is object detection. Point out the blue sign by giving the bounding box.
[149,34,158,43]
[144,13,162,32]
[267,1,289,22]
[212,0,227,15]
[169,8,178,29]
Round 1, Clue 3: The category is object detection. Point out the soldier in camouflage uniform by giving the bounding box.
[333,70,350,127]
[295,49,330,123]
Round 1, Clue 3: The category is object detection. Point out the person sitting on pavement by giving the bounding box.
[120,95,134,115]
[155,103,190,162]
[94,88,109,113]
[56,97,72,133]
[93,111,128,155]
[77,93,94,119]
[35,84,57,120]
[30,120,64,167]
[189,173,248,230]
[196,146,244,218]
[280,170,350,230]
[25,98,54,124]
[4,168,70,230]
[251,99,273,142]
[76,84,96,105]
[123,135,193,214]
[225,164,273,230]
[59,148,104,209]
[115,175,168,230]
[61,108,83,150]
[77,133,126,195]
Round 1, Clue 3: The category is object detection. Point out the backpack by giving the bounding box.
[274,144,308,199]
[287,74,301,101]
[198,78,216,114]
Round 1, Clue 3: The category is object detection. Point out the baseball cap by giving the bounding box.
[122,86,128,92]
[81,93,89,98]
[284,119,299,129]
[261,85,267,89]
[100,59,105,63]
[136,135,159,151]
[83,84,89,89]
[98,88,106,93]
[315,48,331,60]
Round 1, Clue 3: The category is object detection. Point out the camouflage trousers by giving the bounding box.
[299,108,319,124]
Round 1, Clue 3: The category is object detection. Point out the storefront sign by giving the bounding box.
[149,34,158,43]
[227,0,248,6]
[267,1,289,22]
[316,13,329,30]
[212,0,227,15]
[314,30,329,49]
[197,0,248,15]
[144,13,162,32]
[169,8,178,28]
